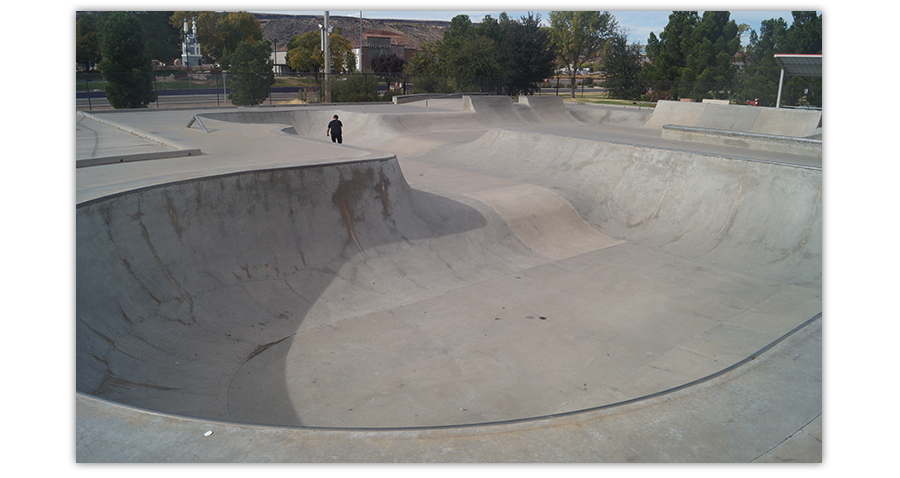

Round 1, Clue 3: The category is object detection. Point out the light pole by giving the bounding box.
[324,12,331,103]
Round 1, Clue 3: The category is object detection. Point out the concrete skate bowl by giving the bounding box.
[76,100,822,431]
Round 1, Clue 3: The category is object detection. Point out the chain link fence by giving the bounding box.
[593,77,822,109]
[77,70,504,109]
[77,70,820,110]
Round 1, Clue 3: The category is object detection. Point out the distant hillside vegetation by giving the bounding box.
[254,13,449,51]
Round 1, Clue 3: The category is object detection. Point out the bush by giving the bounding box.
[98,12,157,108]
[227,40,275,106]
[331,74,380,102]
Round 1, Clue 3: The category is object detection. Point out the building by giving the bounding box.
[351,31,417,72]
[271,50,290,74]
[181,17,202,67]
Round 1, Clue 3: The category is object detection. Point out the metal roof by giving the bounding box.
[774,54,822,77]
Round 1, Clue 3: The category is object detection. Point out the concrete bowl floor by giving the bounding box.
[75,98,822,461]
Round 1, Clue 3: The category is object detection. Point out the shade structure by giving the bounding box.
[774,54,822,108]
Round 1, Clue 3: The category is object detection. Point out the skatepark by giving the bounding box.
[75,95,822,462]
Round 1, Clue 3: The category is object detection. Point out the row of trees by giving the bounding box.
[77,10,822,109]
[609,10,821,106]
[78,11,274,107]
[404,12,554,96]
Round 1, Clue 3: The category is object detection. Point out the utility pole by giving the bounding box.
[324,11,331,103]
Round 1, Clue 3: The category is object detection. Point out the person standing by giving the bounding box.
[326,114,343,144]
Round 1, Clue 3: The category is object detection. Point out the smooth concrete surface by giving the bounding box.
[642,100,822,137]
[75,97,822,462]
[76,112,201,167]
[662,125,823,157]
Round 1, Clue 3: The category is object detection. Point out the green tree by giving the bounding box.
[600,31,644,100]
[403,42,450,93]
[741,11,821,107]
[406,12,552,95]
[169,11,262,66]
[684,12,741,99]
[332,74,380,102]
[98,12,157,108]
[134,11,181,64]
[643,11,698,98]
[227,40,275,105]
[370,52,406,74]
[642,11,740,100]
[497,12,555,95]
[286,30,356,74]
[76,12,102,71]
[215,11,264,68]
[549,11,618,97]
[741,17,789,105]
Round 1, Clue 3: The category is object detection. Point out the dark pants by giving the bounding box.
[331,133,342,144]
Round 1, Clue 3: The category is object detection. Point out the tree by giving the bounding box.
[215,11,264,68]
[227,40,275,106]
[643,11,698,98]
[642,11,740,100]
[170,11,220,61]
[497,12,555,95]
[405,12,553,95]
[169,11,262,66]
[134,11,181,64]
[76,12,102,71]
[98,12,157,108]
[370,52,406,75]
[286,30,356,74]
[332,74,380,102]
[600,31,644,100]
[684,12,741,99]
[741,17,789,105]
[741,11,821,107]
[549,11,618,97]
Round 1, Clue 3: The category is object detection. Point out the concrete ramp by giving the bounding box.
[418,127,822,287]
[642,100,822,137]
[466,183,623,260]
[76,104,821,460]
[568,105,653,127]
[517,95,580,124]
[462,95,523,126]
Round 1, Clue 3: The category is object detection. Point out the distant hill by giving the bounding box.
[254,13,449,52]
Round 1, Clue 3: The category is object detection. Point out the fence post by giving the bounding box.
[85,75,92,111]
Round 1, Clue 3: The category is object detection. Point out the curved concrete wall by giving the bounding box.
[76,157,546,422]
[642,100,822,137]
[419,128,822,287]
[77,105,821,431]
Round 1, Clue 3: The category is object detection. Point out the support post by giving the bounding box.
[776,68,785,108]
[324,11,332,103]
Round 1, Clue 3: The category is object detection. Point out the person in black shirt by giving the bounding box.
[326,114,343,144]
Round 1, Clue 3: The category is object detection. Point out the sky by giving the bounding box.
[249,8,805,47]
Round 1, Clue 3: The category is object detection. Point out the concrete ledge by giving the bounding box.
[78,111,203,166]
[76,149,202,168]
[393,92,488,104]
[79,111,195,150]
[662,125,822,157]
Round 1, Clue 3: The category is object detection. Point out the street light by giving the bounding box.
[320,12,333,102]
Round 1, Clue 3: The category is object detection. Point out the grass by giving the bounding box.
[538,90,656,108]
[77,74,320,92]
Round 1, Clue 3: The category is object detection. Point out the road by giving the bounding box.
[76,90,303,109]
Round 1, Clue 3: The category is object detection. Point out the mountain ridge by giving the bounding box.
[254,13,450,52]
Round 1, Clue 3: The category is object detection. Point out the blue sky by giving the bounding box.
[250,9,804,47]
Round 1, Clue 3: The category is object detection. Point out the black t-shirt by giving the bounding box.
[328,119,342,135]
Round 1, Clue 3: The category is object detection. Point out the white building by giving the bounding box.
[181,17,202,67]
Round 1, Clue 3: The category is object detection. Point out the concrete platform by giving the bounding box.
[75,97,822,462]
